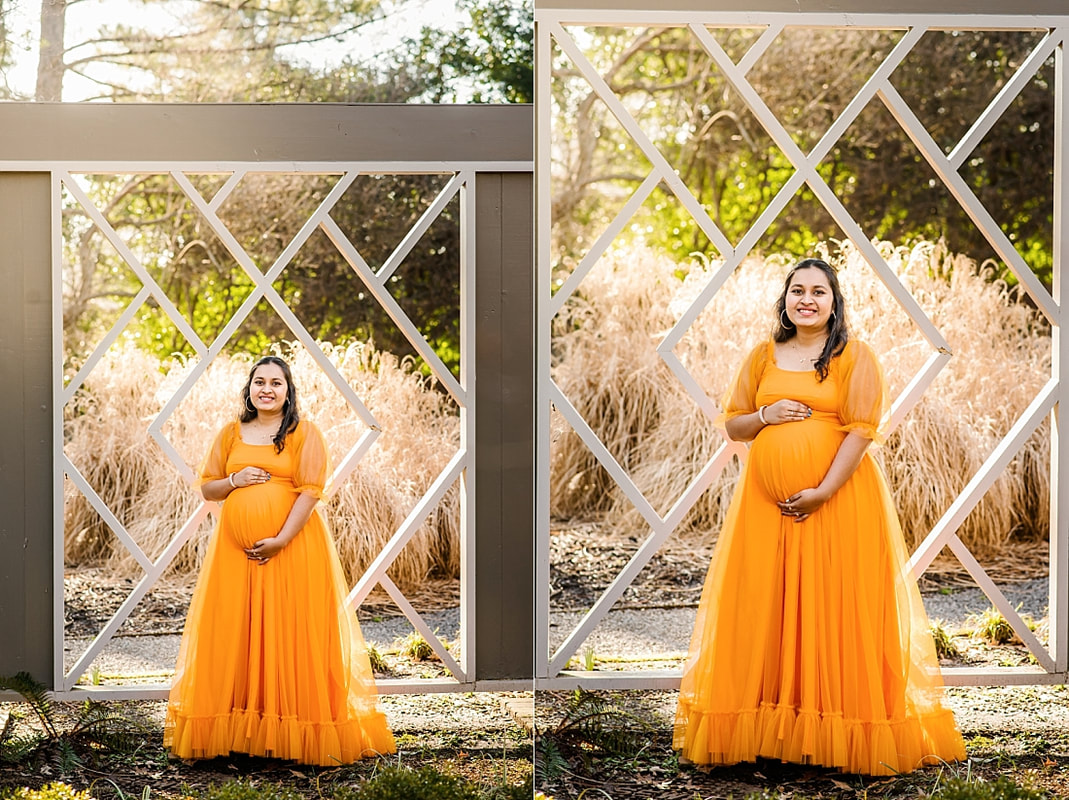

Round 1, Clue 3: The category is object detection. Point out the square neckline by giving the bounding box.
[769,342,817,374]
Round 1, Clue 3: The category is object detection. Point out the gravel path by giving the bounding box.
[69,578,1049,680]
[547,578,1050,662]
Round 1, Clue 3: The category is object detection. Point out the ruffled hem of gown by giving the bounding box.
[673,700,965,776]
[164,707,396,766]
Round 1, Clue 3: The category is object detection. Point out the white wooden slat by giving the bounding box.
[949,30,1064,170]
[536,10,1062,29]
[62,455,153,573]
[326,428,382,499]
[549,381,664,529]
[205,170,246,213]
[1,161,532,173]
[379,573,466,681]
[690,27,953,355]
[735,23,783,77]
[458,173,477,679]
[60,172,208,357]
[536,13,556,679]
[345,450,467,608]
[885,349,952,437]
[946,534,1056,672]
[63,504,212,689]
[61,285,152,405]
[1050,41,1069,673]
[879,83,1058,322]
[547,440,740,675]
[909,378,1058,576]
[320,215,467,405]
[377,171,466,282]
[549,171,662,319]
[551,22,736,258]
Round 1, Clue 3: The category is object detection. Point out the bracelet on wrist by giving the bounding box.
[758,405,768,425]
[228,472,237,488]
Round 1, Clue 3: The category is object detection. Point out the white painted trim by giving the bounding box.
[534,9,1065,28]
[52,171,66,693]
[0,161,533,173]
[1052,41,1069,674]
[535,14,555,681]
[460,171,478,683]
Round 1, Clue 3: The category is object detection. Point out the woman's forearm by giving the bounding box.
[725,409,766,442]
[201,477,233,502]
[275,492,319,545]
[815,432,871,501]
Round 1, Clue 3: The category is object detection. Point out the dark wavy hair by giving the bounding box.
[239,355,300,452]
[772,258,848,382]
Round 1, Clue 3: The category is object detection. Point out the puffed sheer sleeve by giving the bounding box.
[837,340,888,445]
[195,422,238,488]
[715,342,770,429]
[291,420,330,499]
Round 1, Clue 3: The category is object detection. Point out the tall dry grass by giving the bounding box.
[550,240,1050,561]
[64,341,460,592]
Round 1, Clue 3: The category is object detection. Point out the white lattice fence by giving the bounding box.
[535,9,1069,687]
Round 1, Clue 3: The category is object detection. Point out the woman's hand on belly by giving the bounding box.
[777,486,829,523]
[762,398,813,425]
[244,534,287,565]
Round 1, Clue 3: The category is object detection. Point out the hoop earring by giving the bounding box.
[829,311,836,325]
[245,395,256,414]
[780,309,795,329]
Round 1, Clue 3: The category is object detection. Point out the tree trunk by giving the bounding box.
[35,0,65,101]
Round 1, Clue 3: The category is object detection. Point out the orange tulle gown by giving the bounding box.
[674,340,965,776]
[165,420,395,765]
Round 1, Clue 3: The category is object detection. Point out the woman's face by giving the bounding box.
[784,266,834,332]
[248,363,289,415]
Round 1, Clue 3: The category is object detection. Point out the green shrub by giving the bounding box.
[1,784,93,800]
[333,766,481,800]
[932,776,1048,799]
[187,781,302,800]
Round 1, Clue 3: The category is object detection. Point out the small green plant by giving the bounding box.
[582,647,596,671]
[398,631,436,662]
[186,782,303,800]
[366,642,389,673]
[332,765,483,800]
[930,775,1049,799]
[0,671,148,773]
[534,736,568,782]
[545,689,653,756]
[970,607,1019,645]
[930,619,961,659]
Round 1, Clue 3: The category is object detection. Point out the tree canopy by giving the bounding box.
[4,9,1059,367]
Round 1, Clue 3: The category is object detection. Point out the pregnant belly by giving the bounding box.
[748,419,844,502]
[219,482,296,548]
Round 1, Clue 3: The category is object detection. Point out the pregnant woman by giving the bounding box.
[674,258,965,775]
[165,355,395,765]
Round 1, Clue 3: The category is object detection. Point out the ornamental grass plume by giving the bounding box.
[550,239,1049,562]
[63,340,459,593]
